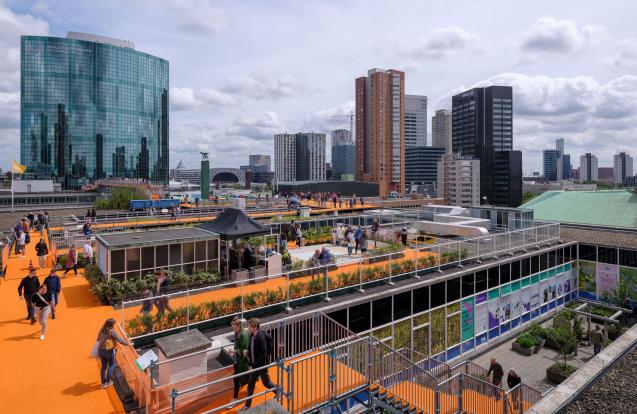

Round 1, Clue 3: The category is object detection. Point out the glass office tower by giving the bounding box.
[20,32,169,188]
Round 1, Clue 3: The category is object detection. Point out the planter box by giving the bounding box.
[249,265,266,282]
[545,337,575,354]
[546,366,574,384]
[511,341,536,356]
[231,268,248,283]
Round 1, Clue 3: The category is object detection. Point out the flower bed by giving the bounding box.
[546,363,577,384]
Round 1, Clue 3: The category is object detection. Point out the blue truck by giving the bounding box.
[130,199,180,211]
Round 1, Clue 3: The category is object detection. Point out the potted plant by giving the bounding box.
[512,332,540,355]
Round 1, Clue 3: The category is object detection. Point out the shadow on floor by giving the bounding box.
[62,381,103,396]
[62,283,102,308]
[5,331,41,341]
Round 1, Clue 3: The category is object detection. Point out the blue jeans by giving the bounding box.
[99,349,117,384]
[593,343,601,355]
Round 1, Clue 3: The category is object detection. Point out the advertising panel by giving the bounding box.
[461,298,474,342]
[578,261,596,295]
[521,287,531,313]
[511,289,521,318]
[475,303,488,334]
[596,263,619,298]
[500,294,511,322]
[488,297,499,329]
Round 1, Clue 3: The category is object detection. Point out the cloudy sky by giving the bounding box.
[1,0,636,174]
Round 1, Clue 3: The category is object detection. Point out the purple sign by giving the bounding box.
[475,292,487,305]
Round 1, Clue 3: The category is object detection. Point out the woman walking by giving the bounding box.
[17,230,26,257]
[31,284,52,340]
[96,318,129,388]
[35,238,49,269]
[230,316,250,403]
[63,244,78,276]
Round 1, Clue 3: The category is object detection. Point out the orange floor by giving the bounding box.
[0,231,125,414]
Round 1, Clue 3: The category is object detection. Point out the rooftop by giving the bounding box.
[521,190,637,228]
[96,227,217,248]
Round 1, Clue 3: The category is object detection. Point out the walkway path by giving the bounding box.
[0,230,125,414]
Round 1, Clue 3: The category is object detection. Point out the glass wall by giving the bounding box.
[107,239,219,280]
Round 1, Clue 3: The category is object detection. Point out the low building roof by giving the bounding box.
[96,227,217,249]
[521,190,637,228]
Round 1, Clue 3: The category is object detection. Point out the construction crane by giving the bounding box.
[331,111,356,140]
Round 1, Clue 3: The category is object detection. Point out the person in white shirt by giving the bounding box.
[84,241,94,265]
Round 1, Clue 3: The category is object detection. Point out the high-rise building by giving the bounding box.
[405,146,445,187]
[248,155,271,172]
[431,109,452,153]
[20,32,169,188]
[493,150,523,207]
[580,153,599,182]
[330,129,355,180]
[559,154,572,180]
[613,152,634,185]
[405,95,427,147]
[355,68,405,196]
[543,149,561,181]
[556,138,564,155]
[437,154,480,207]
[452,86,519,206]
[274,132,326,183]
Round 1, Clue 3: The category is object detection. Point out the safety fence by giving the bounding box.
[119,221,561,341]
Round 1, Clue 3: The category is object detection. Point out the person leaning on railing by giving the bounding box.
[95,318,129,389]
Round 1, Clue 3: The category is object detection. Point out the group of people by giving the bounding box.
[279,191,366,210]
[17,268,61,340]
[85,208,97,223]
[487,358,522,398]
[139,271,174,316]
[14,212,49,257]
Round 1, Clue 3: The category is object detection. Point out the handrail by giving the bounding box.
[199,387,277,414]
[374,339,439,385]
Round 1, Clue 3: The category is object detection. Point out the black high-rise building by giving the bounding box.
[452,85,521,206]
[493,150,523,207]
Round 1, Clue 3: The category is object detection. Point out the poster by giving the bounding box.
[620,267,637,301]
[556,272,564,297]
[541,280,549,304]
[461,298,475,342]
[521,287,531,313]
[549,278,557,301]
[511,289,521,318]
[475,292,487,305]
[578,261,596,294]
[475,303,488,334]
[530,284,540,308]
[596,263,619,298]
[488,297,499,329]
[563,269,572,294]
[500,294,511,321]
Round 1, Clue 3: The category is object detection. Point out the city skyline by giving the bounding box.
[1,1,636,174]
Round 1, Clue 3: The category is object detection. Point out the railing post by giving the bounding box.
[434,386,441,414]
[285,273,292,313]
[288,364,295,414]
[520,385,525,414]
[324,265,331,302]
[388,252,394,285]
[186,290,190,330]
[458,374,463,413]
[358,259,364,294]
[171,388,177,413]
[240,281,245,321]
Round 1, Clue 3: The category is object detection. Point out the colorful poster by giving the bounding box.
[500,294,511,321]
[521,287,531,313]
[461,298,475,341]
[596,263,619,298]
[556,273,564,297]
[549,278,557,301]
[620,267,637,301]
[541,280,549,304]
[488,297,499,329]
[475,292,487,305]
[511,289,521,318]
[475,303,488,333]
[578,261,596,294]
[563,269,572,294]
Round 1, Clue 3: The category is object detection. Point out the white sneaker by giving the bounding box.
[40,335,45,340]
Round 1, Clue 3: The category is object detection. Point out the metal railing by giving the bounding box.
[119,221,561,340]
[397,347,451,382]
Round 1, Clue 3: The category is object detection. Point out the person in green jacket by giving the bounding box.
[231,316,250,402]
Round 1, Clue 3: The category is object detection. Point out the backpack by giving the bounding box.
[263,331,274,362]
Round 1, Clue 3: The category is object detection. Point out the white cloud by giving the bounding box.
[303,101,354,133]
[400,26,479,59]
[221,72,311,101]
[225,111,284,141]
[166,0,227,36]
[605,38,637,71]
[170,86,238,110]
[520,17,605,55]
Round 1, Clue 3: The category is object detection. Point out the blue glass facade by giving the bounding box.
[20,36,169,188]
[332,144,356,179]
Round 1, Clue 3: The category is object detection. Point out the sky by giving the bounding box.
[0,0,636,175]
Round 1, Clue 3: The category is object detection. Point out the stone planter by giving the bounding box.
[511,341,535,356]
[546,365,575,384]
[249,265,267,283]
[231,268,248,284]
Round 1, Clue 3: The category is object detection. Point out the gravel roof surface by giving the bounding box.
[563,346,637,414]
[560,227,637,248]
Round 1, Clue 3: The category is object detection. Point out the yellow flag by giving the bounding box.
[12,160,27,174]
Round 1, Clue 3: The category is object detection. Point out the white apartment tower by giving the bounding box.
[405,95,428,147]
[274,132,326,183]
[432,109,452,153]
[579,153,598,182]
[613,152,634,185]
[437,154,481,207]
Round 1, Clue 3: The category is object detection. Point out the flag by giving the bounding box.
[12,160,27,174]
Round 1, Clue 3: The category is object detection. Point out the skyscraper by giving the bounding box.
[431,109,452,153]
[355,68,405,196]
[274,132,326,182]
[543,149,561,181]
[20,32,169,188]
[436,154,480,207]
[405,95,427,147]
[556,138,564,155]
[613,152,634,185]
[248,155,271,172]
[452,85,520,206]
[405,146,445,189]
[580,153,598,182]
[330,129,355,180]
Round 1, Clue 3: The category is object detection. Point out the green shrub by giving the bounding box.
[516,332,537,348]
[95,185,149,210]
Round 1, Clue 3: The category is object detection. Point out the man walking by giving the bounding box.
[591,325,604,356]
[18,269,40,323]
[44,270,61,319]
[35,238,49,269]
[240,318,277,411]
[487,357,504,398]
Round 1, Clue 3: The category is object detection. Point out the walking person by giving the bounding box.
[359,230,368,254]
[240,318,277,411]
[31,284,53,340]
[18,269,40,324]
[591,325,604,356]
[63,244,78,276]
[347,229,355,255]
[230,316,250,404]
[18,230,26,257]
[401,226,408,246]
[96,318,129,388]
[84,241,94,265]
[371,219,379,248]
[354,226,363,254]
[332,226,339,246]
[154,272,174,315]
[43,270,61,319]
[35,238,48,269]
[487,358,504,399]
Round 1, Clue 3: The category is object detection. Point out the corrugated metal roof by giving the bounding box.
[521,190,637,228]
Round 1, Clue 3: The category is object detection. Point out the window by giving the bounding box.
[327,309,347,328]
[156,245,168,267]
[372,297,392,328]
[349,303,370,333]
[394,291,412,320]
[598,246,618,265]
[579,244,597,261]
[447,278,461,302]
[548,250,556,268]
[141,247,154,270]
[522,258,531,277]
[475,270,488,292]
[500,263,510,283]
[511,260,520,281]
[183,242,195,263]
[431,282,446,308]
[620,249,637,268]
[531,255,539,274]
[169,244,181,265]
[462,273,474,297]
[488,267,499,288]
[413,286,430,313]
[564,246,571,262]
[111,249,125,274]
[540,253,548,271]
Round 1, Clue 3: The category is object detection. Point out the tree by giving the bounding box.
[95,185,149,210]
[549,324,578,369]
[521,192,537,205]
